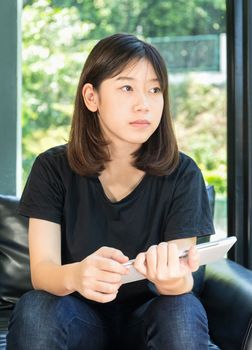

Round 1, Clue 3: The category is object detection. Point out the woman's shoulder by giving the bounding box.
[37,144,67,160]
[178,152,199,169]
[33,144,71,175]
[35,144,67,165]
[165,152,200,179]
[148,153,200,184]
[152,152,202,190]
[149,153,201,190]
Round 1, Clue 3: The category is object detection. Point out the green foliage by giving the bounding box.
[22,0,227,196]
[23,0,226,38]
[22,0,96,181]
[204,168,227,195]
[171,79,226,194]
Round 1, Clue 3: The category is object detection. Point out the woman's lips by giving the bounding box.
[129,119,151,127]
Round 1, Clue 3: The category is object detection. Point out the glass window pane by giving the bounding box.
[22,0,227,238]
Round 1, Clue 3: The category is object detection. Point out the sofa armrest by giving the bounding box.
[200,259,252,350]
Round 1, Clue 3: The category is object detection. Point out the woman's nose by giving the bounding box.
[133,94,150,112]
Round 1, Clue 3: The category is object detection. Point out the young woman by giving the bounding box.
[7,33,217,350]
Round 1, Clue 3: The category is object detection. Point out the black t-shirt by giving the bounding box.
[19,144,214,303]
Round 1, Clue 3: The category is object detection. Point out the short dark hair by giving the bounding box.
[67,33,179,176]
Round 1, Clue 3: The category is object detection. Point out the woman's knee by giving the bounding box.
[9,290,61,326]
[146,293,207,324]
[7,290,111,350]
[143,293,209,349]
[7,290,66,349]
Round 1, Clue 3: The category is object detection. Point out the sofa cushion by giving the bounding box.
[201,259,252,350]
[0,195,32,311]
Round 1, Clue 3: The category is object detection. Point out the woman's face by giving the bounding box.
[94,59,164,149]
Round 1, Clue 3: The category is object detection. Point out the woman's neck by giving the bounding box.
[98,165,146,202]
[98,145,145,201]
[104,142,141,177]
[100,161,145,183]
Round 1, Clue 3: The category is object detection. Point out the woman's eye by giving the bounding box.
[150,87,161,93]
[121,85,132,92]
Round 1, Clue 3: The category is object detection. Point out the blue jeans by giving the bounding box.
[6,290,219,350]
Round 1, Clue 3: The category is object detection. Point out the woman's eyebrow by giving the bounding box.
[115,76,159,82]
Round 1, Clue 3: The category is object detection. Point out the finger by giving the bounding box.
[96,270,123,284]
[146,245,157,278]
[96,257,129,275]
[96,246,129,263]
[134,252,147,275]
[157,242,168,271]
[93,280,121,295]
[167,243,181,274]
[187,246,200,272]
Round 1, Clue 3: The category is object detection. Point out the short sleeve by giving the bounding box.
[18,153,65,224]
[163,156,215,241]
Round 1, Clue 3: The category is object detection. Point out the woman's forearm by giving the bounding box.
[31,261,78,296]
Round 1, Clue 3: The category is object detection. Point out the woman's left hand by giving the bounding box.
[133,242,200,295]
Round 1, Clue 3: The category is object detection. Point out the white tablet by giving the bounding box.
[121,236,237,284]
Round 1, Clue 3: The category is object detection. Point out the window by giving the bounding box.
[22,0,227,238]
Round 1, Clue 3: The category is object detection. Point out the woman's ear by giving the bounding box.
[82,83,98,112]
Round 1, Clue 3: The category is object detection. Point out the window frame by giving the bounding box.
[227,0,252,268]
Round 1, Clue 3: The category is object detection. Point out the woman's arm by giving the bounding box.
[29,218,129,302]
[134,237,199,295]
[29,218,78,296]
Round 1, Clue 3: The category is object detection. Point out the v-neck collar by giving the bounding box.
[94,173,149,205]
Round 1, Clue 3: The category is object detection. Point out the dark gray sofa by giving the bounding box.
[0,193,252,349]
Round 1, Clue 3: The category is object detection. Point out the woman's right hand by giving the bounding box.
[73,246,129,303]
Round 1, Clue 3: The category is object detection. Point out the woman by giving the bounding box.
[7,33,216,349]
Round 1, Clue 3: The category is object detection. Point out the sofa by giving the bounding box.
[0,192,252,350]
